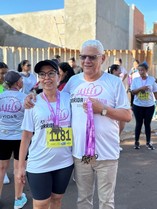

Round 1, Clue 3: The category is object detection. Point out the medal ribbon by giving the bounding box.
[42,90,60,126]
[85,100,96,157]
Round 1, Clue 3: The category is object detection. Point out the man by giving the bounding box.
[25,40,132,209]
[63,40,132,209]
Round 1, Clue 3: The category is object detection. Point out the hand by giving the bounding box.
[24,93,36,109]
[140,85,149,92]
[16,168,26,185]
[89,98,105,114]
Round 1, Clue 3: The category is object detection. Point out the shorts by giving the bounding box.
[0,140,21,160]
[27,164,74,200]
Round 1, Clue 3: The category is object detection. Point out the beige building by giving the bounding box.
[0,0,144,50]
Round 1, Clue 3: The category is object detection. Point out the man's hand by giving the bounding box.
[24,93,36,109]
[89,98,105,114]
[83,98,105,114]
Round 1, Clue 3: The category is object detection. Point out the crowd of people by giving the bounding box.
[0,39,157,209]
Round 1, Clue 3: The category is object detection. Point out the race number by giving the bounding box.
[138,92,149,100]
[46,127,73,148]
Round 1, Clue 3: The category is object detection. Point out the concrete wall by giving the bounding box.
[64,0,96,50]
[96,0,129,50]
[128,5,134,50]
[0,9,65,48]
[133,6,144,49]
[0,0,144,50]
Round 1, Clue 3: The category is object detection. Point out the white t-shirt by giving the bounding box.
[20,73,37,94]
[21,91,73,173]
[63,72,130,160]
[131,76,157,107]
[0,90,26,140]
[119,66,127,80]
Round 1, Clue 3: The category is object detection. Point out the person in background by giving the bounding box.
[58,62,75,91]
[54,55,61,64]
[108,64,121,77]
[17,60,37,94]
[17,60,73,209]
[0,62,8,93]
[0,62,10,185]
[118,58,128,82]
[128,59,140,107]
[108,64,126,151]
[0,71,27,209]
[68,57,83,74]
[131,62,157,150]
[128,60,140,107]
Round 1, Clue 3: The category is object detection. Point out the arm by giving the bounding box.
[83,98,132,122]
[154,92,157,100]
[122,73,128,82]
[131,85,149,95]
[17,130,33,184]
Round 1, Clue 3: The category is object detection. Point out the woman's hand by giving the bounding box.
[16,167,26,185]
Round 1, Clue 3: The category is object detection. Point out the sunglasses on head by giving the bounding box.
[79,54,102,61]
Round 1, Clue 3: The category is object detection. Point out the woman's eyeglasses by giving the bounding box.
[38,71,57,79]
[79,54,102,61]
[26,64,31,67]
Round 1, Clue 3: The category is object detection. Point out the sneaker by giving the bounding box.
[146,143,155,150]
[119,146,123,151]
[3,173,10,184]
[14,193,27,209]
[134,142,140,149]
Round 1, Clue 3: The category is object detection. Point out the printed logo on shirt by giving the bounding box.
[0,96,22,113]
[76,83,103,97]
[70,83,107,106]
[40,108,70,129]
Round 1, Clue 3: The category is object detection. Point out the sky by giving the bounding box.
[0,0,156,32]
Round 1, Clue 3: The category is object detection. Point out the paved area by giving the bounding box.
[1,117,157,209]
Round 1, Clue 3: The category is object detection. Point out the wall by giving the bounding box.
[133,6,144,49]
[0,0,133,50]
[64,0,96,50]
[96,0,129,50]
[0,9,65,48]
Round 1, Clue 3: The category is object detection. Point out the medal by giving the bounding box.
[82,100,98,164]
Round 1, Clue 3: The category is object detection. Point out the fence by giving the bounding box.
[0,46,156,77]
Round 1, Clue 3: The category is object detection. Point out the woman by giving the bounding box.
[108,64,125,151]
[128,59,140,107]
[108,64,121,77]
[58,62,75,91]
[18,60,73,209]
[0,71,27,209]
[131,62,157,150]
[17,60,37,94]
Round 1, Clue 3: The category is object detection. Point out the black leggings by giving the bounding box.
[133,104,155,143]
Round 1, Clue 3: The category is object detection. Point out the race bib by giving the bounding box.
[46,127,73,148]
[138,92,149,100]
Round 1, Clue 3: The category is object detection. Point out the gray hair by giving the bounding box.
[81,40,104,54]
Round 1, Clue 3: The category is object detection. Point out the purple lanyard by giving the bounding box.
[42,91,60,126]
[85,100,96,156]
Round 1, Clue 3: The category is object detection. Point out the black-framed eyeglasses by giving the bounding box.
[38,71,57,79]
[26,64,31,67]
[79,54,102,61]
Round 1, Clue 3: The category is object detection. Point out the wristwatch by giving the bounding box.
[101,109,107,116]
